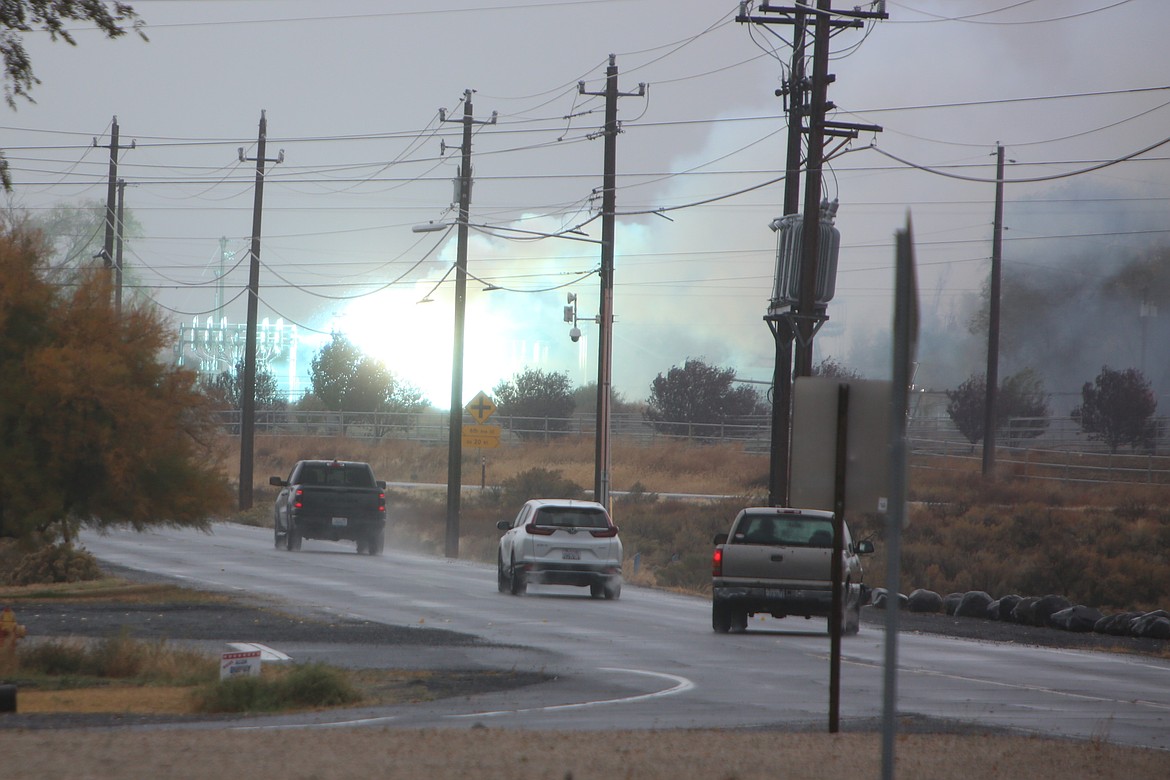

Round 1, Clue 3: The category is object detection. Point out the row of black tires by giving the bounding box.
[496,554,621,600]
[273,523,385,555]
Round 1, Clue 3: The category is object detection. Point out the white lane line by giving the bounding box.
[446,667,696,719]
[232,715,400,731]
[231,668,695,731]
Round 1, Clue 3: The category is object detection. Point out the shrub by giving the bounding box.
[500,467,584,503]
[193,662,359,713]
[7,544,102,585]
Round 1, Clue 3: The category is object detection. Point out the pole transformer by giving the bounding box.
[736,1,885,506]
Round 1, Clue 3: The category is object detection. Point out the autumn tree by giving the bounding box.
[494,367,575,438]
[0,2,146,188]
[308,334,426,415]
[945,369,1051,447]
[1071,366,1157,453]
[645,358,760,438]
[0,224,232,545]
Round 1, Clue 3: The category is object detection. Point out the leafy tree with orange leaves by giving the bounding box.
[0,223,231,545]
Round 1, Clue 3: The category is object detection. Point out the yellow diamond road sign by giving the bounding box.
[466,391,496,424]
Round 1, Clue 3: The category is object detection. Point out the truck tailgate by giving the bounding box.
[721,543,833,587]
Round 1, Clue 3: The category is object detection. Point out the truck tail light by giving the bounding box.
[378,491,385,512]
[589,526,619,538]
[525,523,555,536]
[294,488,304,510]
[712,546,724,577]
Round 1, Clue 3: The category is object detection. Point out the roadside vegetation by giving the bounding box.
[229,435,1170,613]
[0,578,483,715]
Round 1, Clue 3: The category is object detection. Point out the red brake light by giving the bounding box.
[712,546,724,577]
[589,526,619,538]
[294,488,304,510]
[525,523,555,536]
[378,491,385,512]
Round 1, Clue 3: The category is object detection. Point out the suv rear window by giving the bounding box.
[533,507,609,528]
[734,515,834,547]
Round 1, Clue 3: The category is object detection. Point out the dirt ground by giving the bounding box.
[1,726,1165,779]
[1,570,1167,778]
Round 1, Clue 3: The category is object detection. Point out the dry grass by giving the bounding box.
[0,728,1165,780]
[0,579,233,605]
[234,434,769,498]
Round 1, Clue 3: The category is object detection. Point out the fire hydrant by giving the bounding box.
[0,606,26,663]
[0,606,22,711]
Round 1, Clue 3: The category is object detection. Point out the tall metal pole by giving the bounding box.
[239,110,283,511]
[982,144,1005,478]
[446,90,475,559]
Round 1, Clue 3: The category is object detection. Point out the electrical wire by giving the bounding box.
[868,134,1170,184]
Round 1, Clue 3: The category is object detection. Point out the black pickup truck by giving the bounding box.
[269,460,388,555]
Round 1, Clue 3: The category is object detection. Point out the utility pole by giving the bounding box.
[238,110,284,511]
[114,179,126,314]
[982,143,1006,478]
[93,116,134,270]
[441,90,496,559]
[737,1,885,505]
[579,55,644,510]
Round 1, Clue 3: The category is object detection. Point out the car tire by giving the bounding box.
[274,517,286,550]
[604,580,621,600]
[368,527,385,556]
[508,557,526,596]
[590,582,605,599]
[356,538,368,554]
[287,522,303,552]
[497,554,509,593]
[712,603,732,633]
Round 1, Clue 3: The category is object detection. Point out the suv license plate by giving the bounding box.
[562,550,580,560]
[331,517,348,527]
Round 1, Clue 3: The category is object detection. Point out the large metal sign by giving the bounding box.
[789,376,891,514]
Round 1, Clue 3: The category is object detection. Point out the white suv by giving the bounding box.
[496,498,623,599]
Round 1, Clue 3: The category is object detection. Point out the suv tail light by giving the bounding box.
[712,546,724,577]
[524,523,555,536]
[589,526,619,538]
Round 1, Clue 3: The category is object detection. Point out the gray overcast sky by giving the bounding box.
[5,0,1170,407]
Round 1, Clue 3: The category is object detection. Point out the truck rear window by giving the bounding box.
[297,464,375,488]
[733,515,834,548]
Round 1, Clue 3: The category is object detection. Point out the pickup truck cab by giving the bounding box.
[270,460,387,555]
[711,507,874,634]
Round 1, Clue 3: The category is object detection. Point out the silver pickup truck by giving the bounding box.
[711,507,874,634]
